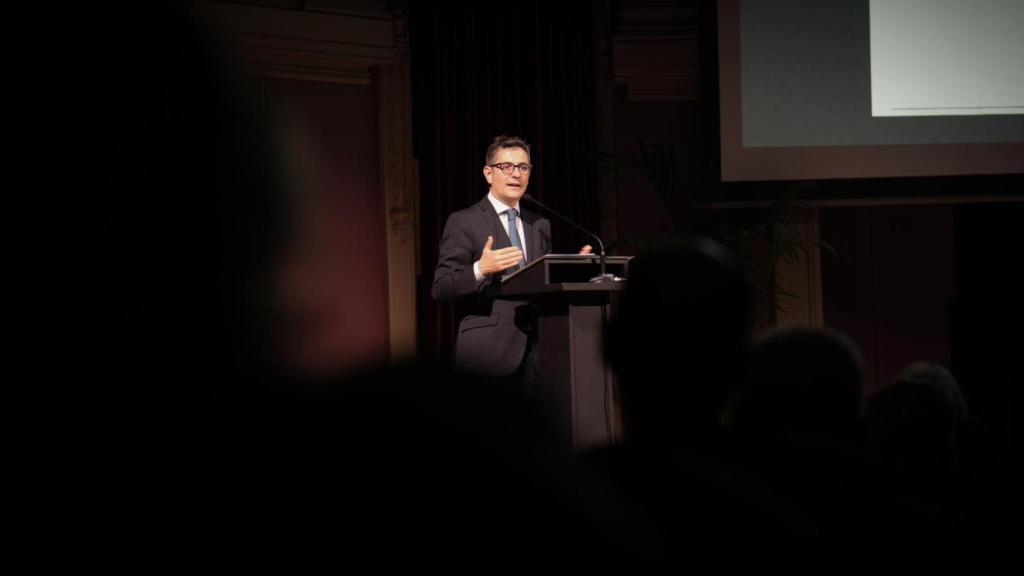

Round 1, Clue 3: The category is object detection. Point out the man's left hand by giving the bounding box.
[579,245,593,255]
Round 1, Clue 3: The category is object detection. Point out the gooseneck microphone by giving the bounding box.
[521,193,616,283]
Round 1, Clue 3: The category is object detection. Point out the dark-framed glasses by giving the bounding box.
[489,162,532,175]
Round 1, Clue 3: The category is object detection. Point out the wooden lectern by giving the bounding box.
[500,254,632,451]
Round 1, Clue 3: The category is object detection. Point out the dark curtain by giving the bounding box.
[410,2,600,361]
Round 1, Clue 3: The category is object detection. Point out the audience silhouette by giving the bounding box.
[25,1,1019,569]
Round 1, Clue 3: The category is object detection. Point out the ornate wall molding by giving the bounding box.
[209,1,418,359]
[205,2,394,85]
[375,5,418,360]
[613,0,699,102]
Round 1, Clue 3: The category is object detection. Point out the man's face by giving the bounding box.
[483,146,530,207]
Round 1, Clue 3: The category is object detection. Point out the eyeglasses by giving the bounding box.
[488,162,532,175]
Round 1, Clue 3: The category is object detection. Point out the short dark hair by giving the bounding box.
[485,135,531,165]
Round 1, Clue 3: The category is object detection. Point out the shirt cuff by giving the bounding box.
[473,260,485,283]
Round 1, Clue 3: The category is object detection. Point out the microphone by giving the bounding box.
[521,193,617,283]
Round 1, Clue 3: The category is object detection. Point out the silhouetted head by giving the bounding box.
[863,362,968,489]
[605,237,754,443]
[728,326,865,446]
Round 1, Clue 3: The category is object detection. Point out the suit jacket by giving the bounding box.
[432,196,552,375]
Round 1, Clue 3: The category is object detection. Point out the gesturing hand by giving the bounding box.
[478,235,523,275]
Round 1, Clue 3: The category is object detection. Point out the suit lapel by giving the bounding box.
[477,197,507,249]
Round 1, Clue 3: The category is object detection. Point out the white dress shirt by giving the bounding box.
[474,192,527,281]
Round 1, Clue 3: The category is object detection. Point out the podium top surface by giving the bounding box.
[500,254,631,296]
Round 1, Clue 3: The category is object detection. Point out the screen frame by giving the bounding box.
[703,0,1023,205]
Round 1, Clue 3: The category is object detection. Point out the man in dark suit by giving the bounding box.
[432,135,590,381]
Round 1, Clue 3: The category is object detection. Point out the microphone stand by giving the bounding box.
[522,194,617,283]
